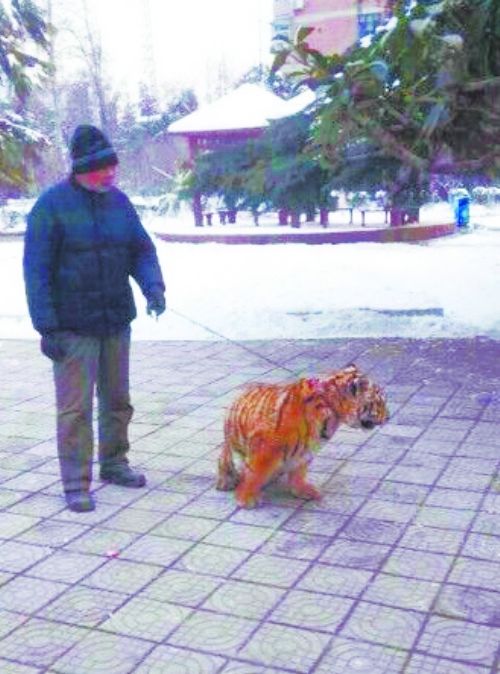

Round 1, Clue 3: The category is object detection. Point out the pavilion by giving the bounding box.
[167,83,315,225]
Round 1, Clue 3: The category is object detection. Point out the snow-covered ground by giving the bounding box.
[1,202,499,342]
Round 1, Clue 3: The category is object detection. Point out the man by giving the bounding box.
[23,125,166,512]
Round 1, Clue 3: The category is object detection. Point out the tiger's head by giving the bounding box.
[321,364,389,436]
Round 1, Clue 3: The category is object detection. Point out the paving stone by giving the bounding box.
[141,569,221,606]
[134,644,225,674]
[167,609,257,657]
[415,615,500,666]
[314,636,408,674]
[50,631,153,674]
[340,602,425,649]
[0,618,88,668]
[239,622,331,673]
[100,596,191,642]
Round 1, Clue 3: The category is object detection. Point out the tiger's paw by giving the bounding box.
[216,473,239,491]
[235,489,261,509]
[290,482,322,501]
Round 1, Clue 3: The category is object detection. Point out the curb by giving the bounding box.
[155,222,456,245]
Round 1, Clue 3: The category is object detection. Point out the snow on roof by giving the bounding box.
[168,83,315,135]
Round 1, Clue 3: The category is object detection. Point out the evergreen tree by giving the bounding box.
[273,0,500,213]
[0,0,49,193]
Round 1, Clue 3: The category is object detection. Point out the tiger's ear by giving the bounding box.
[350,375,369,396]
[350,378,361,396]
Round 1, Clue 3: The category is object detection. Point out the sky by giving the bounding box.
[1,202,499,342]
[53,0,273,103]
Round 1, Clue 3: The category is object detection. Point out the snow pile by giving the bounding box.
[1,202,499,342]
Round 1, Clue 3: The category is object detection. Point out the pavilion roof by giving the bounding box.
[167,83,315,135]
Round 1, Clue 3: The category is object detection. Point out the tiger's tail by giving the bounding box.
[216,439,240,491]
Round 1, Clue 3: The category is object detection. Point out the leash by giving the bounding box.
[168,307,300,377]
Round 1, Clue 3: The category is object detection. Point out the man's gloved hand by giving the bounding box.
[40,332,66,362]
[147,287,166,318]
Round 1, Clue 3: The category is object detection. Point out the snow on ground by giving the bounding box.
[1,203,499,342]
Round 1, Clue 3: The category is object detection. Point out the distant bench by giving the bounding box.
[200,206,418,227]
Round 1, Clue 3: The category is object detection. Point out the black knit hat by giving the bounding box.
[70,125,118,174]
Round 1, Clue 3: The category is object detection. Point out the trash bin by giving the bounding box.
[455,196,470,227]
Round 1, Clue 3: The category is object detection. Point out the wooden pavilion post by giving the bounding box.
[188,136,203,227]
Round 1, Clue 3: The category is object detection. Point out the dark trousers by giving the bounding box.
[53,329,133,493]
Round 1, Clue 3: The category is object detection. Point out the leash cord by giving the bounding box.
[168,307,299,376]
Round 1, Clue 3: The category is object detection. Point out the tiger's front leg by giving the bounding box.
[286,463,321,501]
[235,437,284,508]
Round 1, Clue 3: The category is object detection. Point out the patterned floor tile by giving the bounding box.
[202,579,285,620]
[269,589,353,632]
[16,520,89,547]
[229,505,296,528]
[434,584,500,626]
[179,495,238,520]
[149,513,219,541]
[0,576,66,613]
[232,554,310,588]
[461,532,500,562]
[0,609,29,638]
[27,550,105,584]
[64,527,138,556]
[0,658,44,673]
[405,652,488,673]
[100,596,191,642]
[101,507,168,534]
[341,517,405,545]
[282,511,347,536]
[320,539,390,571]
[399,525,465,554]
[313,636,408,674]
[141,569,221,606]
[416,615,500,666]
[203,522,275,551]
[340,602,425,649]
[82,558,163,594]
[448,557,500,591]
[0,541,52,573]
[363,574,440,612]
[238,622,330,673]
[0,618,88,668]
[381,548,454,582]
[174,542,249,578]
[259,530,329,561]
[220,662,287,674]
[118,534,193,566]
[50,631,153,674]
[38,586,127,627]
[6,493,65,518]
[0,513,41,539]
[123,490,192,514]
[167,610,257,656]
[414,506,476,531]
[425,488,484,511]
[134,644,225,674]
[298,563,373,598]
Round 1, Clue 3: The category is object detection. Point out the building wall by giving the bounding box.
[272,0,390,55]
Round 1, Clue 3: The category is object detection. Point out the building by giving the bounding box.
[272,0,392,55]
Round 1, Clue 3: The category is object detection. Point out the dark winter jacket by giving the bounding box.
[23,177,165,336]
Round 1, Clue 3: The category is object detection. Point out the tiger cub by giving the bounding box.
[216,364,388,508]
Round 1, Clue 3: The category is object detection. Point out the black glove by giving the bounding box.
[147,288,166,317]
[40,332,66,362]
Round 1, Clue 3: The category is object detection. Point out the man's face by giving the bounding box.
[77,164,117,192]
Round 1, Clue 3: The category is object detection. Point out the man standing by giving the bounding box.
[23,125,166,512]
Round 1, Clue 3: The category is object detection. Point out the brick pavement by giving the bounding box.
[0,336,499,674]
